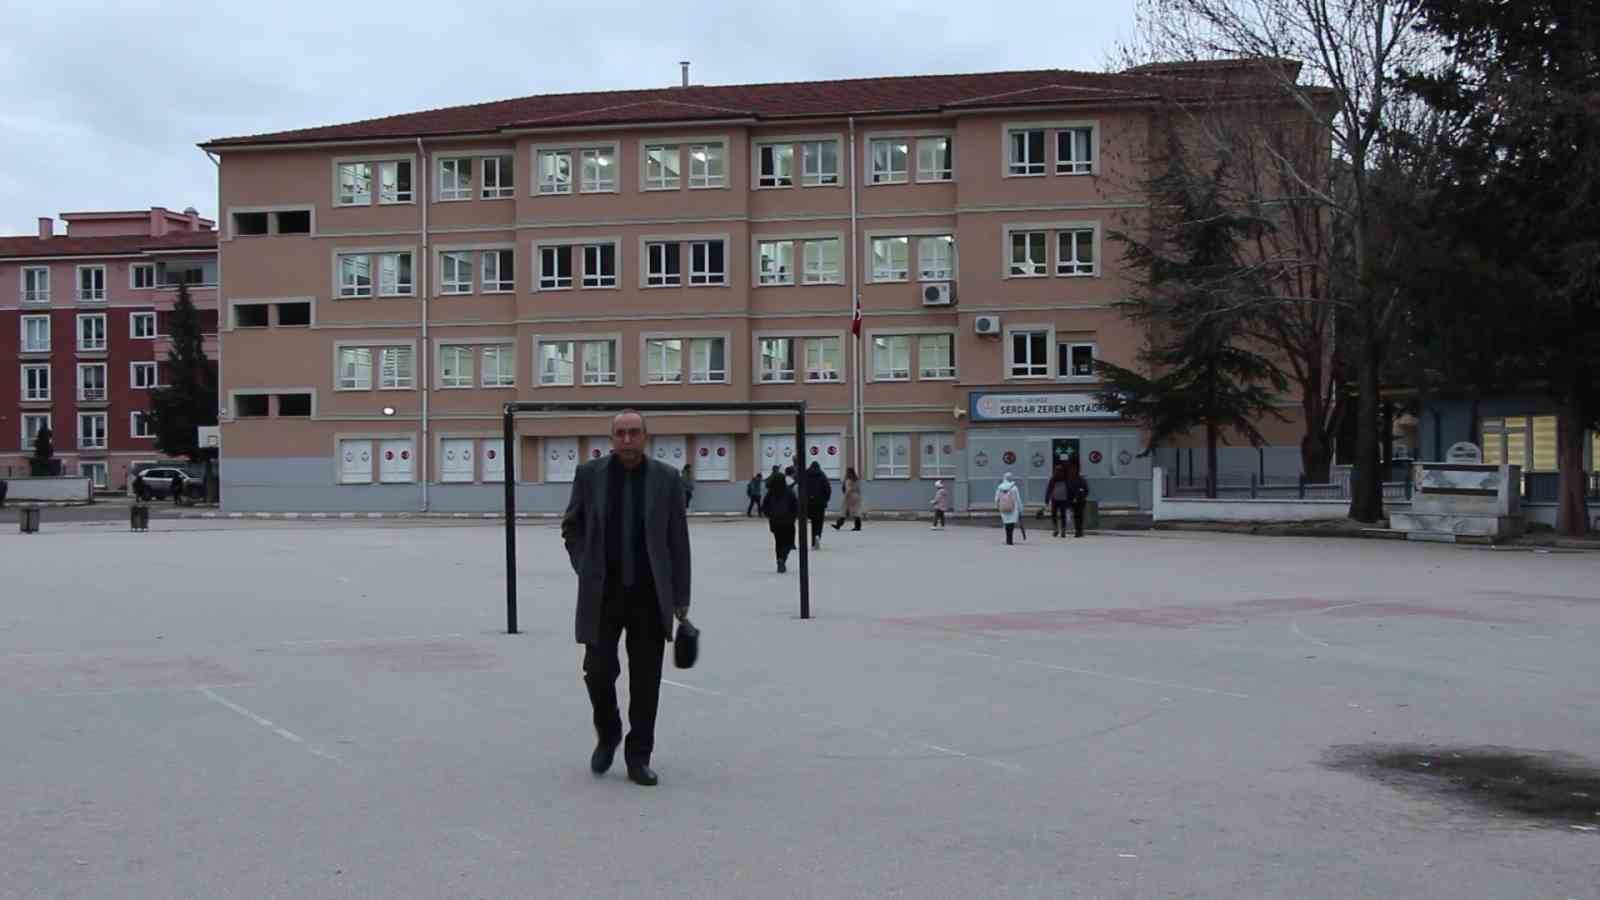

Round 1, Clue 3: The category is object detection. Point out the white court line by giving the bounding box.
[924,645,1253,700]
[1289,601,1370,650]
[197,686,340,762]
[279,633,465,647]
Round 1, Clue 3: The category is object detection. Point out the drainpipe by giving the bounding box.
[205,149,223,505]
[848,116,862,475]
[417,137,431,512]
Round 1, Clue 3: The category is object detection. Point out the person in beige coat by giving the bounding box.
[832,467,863,531]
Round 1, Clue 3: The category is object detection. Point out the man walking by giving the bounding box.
[561,410,692,787]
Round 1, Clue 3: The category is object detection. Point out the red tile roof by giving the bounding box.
[204,64,1289,148]
[0,230,217,260]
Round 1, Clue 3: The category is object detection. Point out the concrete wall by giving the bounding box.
[1,477,94,502]
[1151,467,1349,523]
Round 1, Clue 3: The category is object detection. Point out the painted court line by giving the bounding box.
[926,644,1253,700]
[197,686,340,762]
[279,633,466,647]
[1289,601,1370,649]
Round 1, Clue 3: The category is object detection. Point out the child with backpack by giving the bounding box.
[929,480,949,530]
[994,472,1023,545]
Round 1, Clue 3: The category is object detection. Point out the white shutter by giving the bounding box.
[378,438,414,483]
[585,436,610,463]
[440,439,475,483]
[546,437,579,483]
[481,439,505,483]
[339,439,373,484]
[650,435,686,467]
[805,432,843,479]
[758,435,797,476]
[696,435,731,481]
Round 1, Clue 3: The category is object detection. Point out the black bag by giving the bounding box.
[674,618,699,669]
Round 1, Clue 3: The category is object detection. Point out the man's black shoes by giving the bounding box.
[591,741,619,775]
[627,765,659,787]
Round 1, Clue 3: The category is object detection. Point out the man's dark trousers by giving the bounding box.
[583,575,666,768]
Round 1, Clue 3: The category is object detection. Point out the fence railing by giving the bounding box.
[1164,472,1412,501]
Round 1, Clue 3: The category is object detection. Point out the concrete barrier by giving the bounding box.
[0,477,93,503]
[1152,468,1350,523]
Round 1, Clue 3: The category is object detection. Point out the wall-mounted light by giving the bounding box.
[382,406,396,417]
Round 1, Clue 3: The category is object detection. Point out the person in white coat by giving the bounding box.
[994,472,1023,545]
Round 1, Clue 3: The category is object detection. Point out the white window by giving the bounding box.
[758,144,794,187]
[338,347,373,390]
[22,266,49,303]
[872,335,911,381]
[1010,231,1048,277]
[537,150,572,195]
[581,148,616,192]
[801,141,840,186]
[77,314,107,351]
[873,432,911,478]
[23,414,50,449]
[918,236,954,281]
[758,337,795,383]
[441,252,474,294]
[871,237,910,282]
[645,338,684,384]
[439,158,473,201]
[581,340,617,385]
[77,266,106,302]
[919,334,956,379]
[690,337,726,383]
[131,361,158,389]
[379,160,413,203]
[22,315,50,352]
[131,312,157,339]
[130,264,156,290]
[917,137,953,181]
[482,155,515,199]
[81,462,108,488]
[869,139,909,184]
[1057,229,1096,276]
[78,413,107,450]
[539,340,575,386]
[1008,129,1046,176]
[646,242,681,287]
[803,239,842,284]
[757,241,795,285]
[644,145,681,190]
[582,244,617,288]
[378,438,415,483]
[689,241,725,286]
[921,432,957,478]
[441,438,476,483]
[1010,329,1051,378]
[339,438,373,484]
[539,246,573,290]
[131,411,155,439]
[22,365,50,401]
[688,143,725,188]
[438,345,474,388]
[379,252,413,296]
[379,346,415,390]
[482,249,515,292]
[805,336,842,382]
[1056,127,1094,175]
[545,436,580,483]
[338,254,373,298]
[1059,342,1096,379]
[77,363,107,401]
[481,345,515,387]
[337,162,372,205]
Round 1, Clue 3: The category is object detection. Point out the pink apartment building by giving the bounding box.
[1,208,217,490]
[202,63,1307,513]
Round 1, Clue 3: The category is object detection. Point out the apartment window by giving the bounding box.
[379,160,413,203]
[759,337,795,383]
[23,414,50,449]
[379,252,414,296]
[339,254,373,298]
[438,345,474,388]
[872,336,911,381]
[1010,330,1051,377]
[276,301,310,326]
[132,411,155,439]
[919,334,956,379]
[805,336,842,382]
[581,148,616,192]
[131,263,156,290]
[758,144,794,187]
[157,260,213,287]
[688,143,726,188]
[1010,231,1048,277]
[379,346,415,390]
[1056,127,1094,175]
[918,236,954,281]
[131,361,158,389]
[1058,229,1096,276]
[78,413,107,450]
[644,145,681,190]
[22,315,50,352]
[873,432,911,478]
[689,241,726,286]
[871,237,910,282]
[582,244,617,288]
[803,239,841,284]
[1009,129,1046,176]
[1058,342,1097,379]
[481,345,515,388]
[539,340,575,386]
[581,340,617,385]
[757,241,795,285]
[539,246,573,290]
[537,150,572,195]
[917,137,953,181]
[801,141,840,186]
[77,266,106,301]
[869,139,909,184]
[482,155,515,199]
[690,338,726,383]
[645,338,684,384]
[921,432,958,478]
[131,312,157,339]
[276,210,312,233]
[337,162,372,205]
[78,364,107,401]
[77,314,107,352]
[646,242,681,287]
[22,267,49,303]
[439,158,473,201]
[22,365,50,402]
[235,395,270,417]
[482,250,515,292]
[338,347,373,390]
[233,304,269,328]
[441,252,474,294]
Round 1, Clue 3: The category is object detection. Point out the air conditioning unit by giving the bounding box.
[921,282,953,306]
[975,315,1002,335]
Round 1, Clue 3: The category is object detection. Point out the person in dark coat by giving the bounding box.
[681,463,694,509]
[804,461,832,550]
[1044,462,1071,538]
[761,470,798,573]
[745,474,763,516]
[1065,458,1091,538]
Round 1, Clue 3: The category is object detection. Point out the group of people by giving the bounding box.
[747,463,863,572]
[994,459,1091,545]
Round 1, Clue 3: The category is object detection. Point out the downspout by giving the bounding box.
[417,137,431,512]
[205,149,223,505]
[848,116,862,475]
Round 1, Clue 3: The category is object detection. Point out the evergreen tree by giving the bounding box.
[30,425,55,476]
[146,282,218,477]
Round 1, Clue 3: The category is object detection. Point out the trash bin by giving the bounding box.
[130,504,150,532]
[19,506,40,534]
[1083,499,1100,531]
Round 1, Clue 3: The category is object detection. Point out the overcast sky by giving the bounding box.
[0,0,1138,236]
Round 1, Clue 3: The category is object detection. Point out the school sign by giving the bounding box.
[969,391,1121,422]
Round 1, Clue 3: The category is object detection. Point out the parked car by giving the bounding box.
[132,467,202,502]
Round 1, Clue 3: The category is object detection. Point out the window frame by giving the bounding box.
[644,337,685,385]
[918,333,957,380]
[1006,229,1049,278]
[582,242,619,289]
[580,146,619,193]
[537,244,574,291]
[1055,125,1096,176]
[1006,325,1053,379]
[437,344,475,389]
[439,250,475,295]
[21,266,50,304]
[917,235,955,281]
[22,414,51,450]
[869,236,911,283]
[78,412,108,451]
[21,314,51,353]
[130,263,156,290]
[756,142,795,189]
[870,334,912,382]
[580,339,619,386]
[755,239,796,286]
[867,137,910,185]
[920,432,959,479]
[1058,341,1098,381]
[378,345,417,391]
[756,336,796,384]
[75,265,107,302]
[437,157,474,202]
[481,248,516,293]
[480,344,516,389]
[916,136,954,182]
[130,311,157,339]
[800,140,841,187]
[1006,128,1047,177]
[1056,227,1098,276]
[131,411,155,440]
[481,154,516,199]
[337,252,374,298]
[536,149,573,196]
[76,313,108,352]
[804,335,844,383]
[130,360,159,389]
[688,240,727,286]
[689,336,728,384]
[335,160,373,206]
[537,339,577,387]
[687,142,727,189]
[77,362,107,402]
[378,159,414,204]
[335,345,375,391]
[803,238,843,285]
[378,251,415,297]
[642,143,682,191]
[872,431,912,479]
[21,364,50,402]
[643,240,683,288]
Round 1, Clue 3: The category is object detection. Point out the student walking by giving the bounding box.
[681,464,694,510]
[745,474,763,516]
[995,472,1023,545]
[1065,459,1090,538]
[803,461,832,549]
[929,480,949,530]
[761,470,798,572]
[1045,462,1072,538]
[831,467,863,531]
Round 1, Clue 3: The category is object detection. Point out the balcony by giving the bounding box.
[22,290,49,304]
[76,288,107,302]
[78,388,107,404]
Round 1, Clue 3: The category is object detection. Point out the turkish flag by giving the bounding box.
[851,290,862,336]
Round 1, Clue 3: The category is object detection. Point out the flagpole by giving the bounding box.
[847,115,862,475]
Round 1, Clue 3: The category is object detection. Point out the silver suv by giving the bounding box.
[132,467,197,501]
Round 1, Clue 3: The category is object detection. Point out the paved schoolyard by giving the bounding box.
[2,517,1597,899]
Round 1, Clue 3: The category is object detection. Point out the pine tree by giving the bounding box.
[30,425,55,476]
[146,282,218,483]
